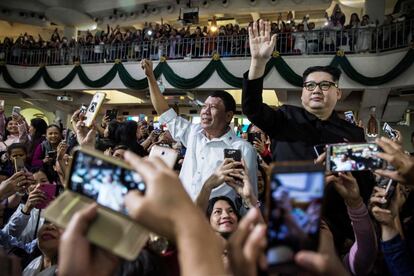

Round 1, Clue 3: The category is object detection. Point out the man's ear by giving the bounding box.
[226,111,234,124]
[337,88,342,100]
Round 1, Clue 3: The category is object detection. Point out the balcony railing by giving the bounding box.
[0,19,412,66]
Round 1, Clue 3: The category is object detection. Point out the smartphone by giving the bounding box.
[13,157,26,172]
[382,123,397,139]
[313,144,326,158]
[35,183,57,209]
[344,111,356,125]
[12,106,21,115]
[0,100,4,110]
[149,145,178,169]
[381,179,397,209]
[266,162,324,272]
[224,149,242,162]
[43,147,149,260]
[80,104,88,114]
[105,109,118,121]
[83,92,106,128]
[248,132,262,144]
[47,150,57,160]
[326,143,384,172]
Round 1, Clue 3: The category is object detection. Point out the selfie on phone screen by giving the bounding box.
[70,151,145,214]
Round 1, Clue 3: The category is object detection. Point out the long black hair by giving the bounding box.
[30,118,47,140]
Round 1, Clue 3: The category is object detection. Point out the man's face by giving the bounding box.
[301,71,341,117]
[200,96,233,133]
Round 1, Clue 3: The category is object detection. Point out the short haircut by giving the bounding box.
[206,196,240,221]
[209,90,236,113]
[303,66,342,83]
[7,143,27,155]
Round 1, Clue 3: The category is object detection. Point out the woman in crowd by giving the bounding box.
[31,125,62,169]
[22,221,61,276]
[115,120,147,157]
[0,115,29,153]
[27,118,48,159]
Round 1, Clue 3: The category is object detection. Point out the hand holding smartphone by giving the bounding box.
[43,147,149,260]
[266,162,325,273]
[35,183,57,209]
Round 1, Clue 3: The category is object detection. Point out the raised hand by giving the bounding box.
[375,137,414,186]
[326,172,362,208]
[249,20,277,62]
[141,59,154,78]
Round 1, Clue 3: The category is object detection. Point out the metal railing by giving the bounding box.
[0,19,412,66]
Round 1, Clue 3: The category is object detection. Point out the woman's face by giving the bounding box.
[7,120,19,135]
[46,127,61,145]
[37,222,62,254]
[210,200,238,235]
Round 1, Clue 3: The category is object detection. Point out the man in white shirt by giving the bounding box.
[141,59,257,201]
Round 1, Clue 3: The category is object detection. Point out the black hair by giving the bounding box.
[30,118,48,140]
[209,90,236,113]
[7,143,27,155]
[46,124,61,132]
[113,144,129,151]
[115,121,147,157]
[107,120,120,141]
[411,131,414,140]
[303,66,342,83]
[206,196,241,221]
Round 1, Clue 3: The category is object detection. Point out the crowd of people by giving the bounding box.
[0,19,414,276]
[0,5,413,66]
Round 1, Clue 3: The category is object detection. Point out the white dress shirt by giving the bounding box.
[160,108,258,201]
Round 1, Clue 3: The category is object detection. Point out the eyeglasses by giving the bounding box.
[303,81,338,91]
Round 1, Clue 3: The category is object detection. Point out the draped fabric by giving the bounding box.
[0,49,413,89]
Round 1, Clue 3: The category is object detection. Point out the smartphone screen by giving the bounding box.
[267,165,324,269]
[327,143,384,172]
[69,150,145,215]
[382,123,397,139]
[224,149,242,162]
[344,111,355,125]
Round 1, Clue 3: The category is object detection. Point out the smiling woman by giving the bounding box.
[206,196,241,239]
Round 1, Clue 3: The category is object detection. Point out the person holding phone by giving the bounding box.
[31,125,62,169]
[0,115,30,153]
[242,20,376,274]
[142,59,257,201]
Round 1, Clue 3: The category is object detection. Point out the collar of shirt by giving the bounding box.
[197,127,236,147]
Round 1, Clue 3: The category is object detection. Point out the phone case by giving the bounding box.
[44,147,149,260]
[43,190,149,260]
[35,184,56,209]
[84,92,106,128]
[13,158,26,172]
[149,145,178,169]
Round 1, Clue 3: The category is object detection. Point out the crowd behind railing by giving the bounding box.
[0,6,414,66]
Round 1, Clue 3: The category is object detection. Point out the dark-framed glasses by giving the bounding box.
[303,81,338,91]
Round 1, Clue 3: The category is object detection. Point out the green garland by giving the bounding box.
[0,49,413,89]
